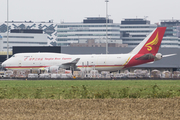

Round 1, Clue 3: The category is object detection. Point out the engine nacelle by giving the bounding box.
[155,53,162,61]
[47,66,60,73]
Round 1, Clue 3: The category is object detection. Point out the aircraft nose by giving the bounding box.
[1,62,6,71]
[1,61,5,67]
[1,63,3,67]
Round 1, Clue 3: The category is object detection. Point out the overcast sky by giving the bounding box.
[0,0,180,24]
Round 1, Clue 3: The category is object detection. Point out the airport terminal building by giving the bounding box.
[120,18,180,48]
[0,21,57,46]
[0,29,48,52]
[57,17,122,46]
[0,18,180,49]
[160,20,180,48]
[120,19,157,47]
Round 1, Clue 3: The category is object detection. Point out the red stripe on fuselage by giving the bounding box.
[77,65,124,68]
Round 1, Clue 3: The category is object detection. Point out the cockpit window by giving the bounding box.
[12,55,15,57]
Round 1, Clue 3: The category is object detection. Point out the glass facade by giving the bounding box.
[0,32,47,51]
[57,18,121,46]
[120,19,157,47]
[3,36,34,39]
[57,25,120,28]
[3,41,47,44]
[160,20,180,48]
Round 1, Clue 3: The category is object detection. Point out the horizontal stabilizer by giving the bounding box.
[135,53,155,60]
[147,61,154,64]
[162,54,176,58]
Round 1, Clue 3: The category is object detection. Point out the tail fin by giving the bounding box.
[130,27,166,55]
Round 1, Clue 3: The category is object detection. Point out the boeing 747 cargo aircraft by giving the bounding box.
[2,27,175,73]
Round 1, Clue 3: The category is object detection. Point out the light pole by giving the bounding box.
[105,0,109,54]
[7,0,9,59]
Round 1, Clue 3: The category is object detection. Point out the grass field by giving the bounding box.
[0,80,180,119]
[0,80,180,99]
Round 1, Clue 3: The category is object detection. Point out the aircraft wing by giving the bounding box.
[44,58,80,73]
[135,53,176,61]
[60,58,80,71]
[62,58,80,65]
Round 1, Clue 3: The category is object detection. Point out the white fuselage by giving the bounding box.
[1,27,167,72]
[2,52,135,72]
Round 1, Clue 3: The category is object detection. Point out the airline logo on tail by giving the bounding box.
[145,32,159,51]
[125,27,166,68]
[130,27,166,55]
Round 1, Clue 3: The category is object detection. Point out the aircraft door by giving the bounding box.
[90,55,97,70]
[18,60,22,67]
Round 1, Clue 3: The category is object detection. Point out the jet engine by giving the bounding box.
[47,66,60,73]
[154,53,162,61]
